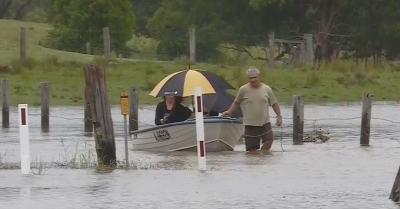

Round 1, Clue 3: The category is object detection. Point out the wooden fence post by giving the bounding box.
[103,27,111,63]
[83,63,116,167]
[41,82,50,132]
[84,87,93,133]
[268,32,275,69]
[1,79,9,128]
[292,95,304,145]
[389,165,400,202]
[129,86,138,133]
[305,33,313,69]
[189,27,196,63]
[360,92,372,146]
[20,27,26,65]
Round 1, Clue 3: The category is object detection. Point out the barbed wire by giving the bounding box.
[0,28,306,40]
[0,28,314,68]
[1,98,399,139]
[5,107,400,122]
[2,108,400,132]
[0,51,270,67]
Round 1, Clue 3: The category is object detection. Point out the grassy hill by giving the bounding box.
[0,19,237,106]
[0,19,399,107]
[0,20,96,63]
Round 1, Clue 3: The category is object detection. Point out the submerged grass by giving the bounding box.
[0,139,202,172]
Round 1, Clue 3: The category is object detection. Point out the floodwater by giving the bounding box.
[1,102,400,208]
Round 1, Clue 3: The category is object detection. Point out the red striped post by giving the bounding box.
[194,86,206,170]
[18,104,30,175]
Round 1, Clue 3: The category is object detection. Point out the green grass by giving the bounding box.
[0,20,95,63]
[0,19,400,107]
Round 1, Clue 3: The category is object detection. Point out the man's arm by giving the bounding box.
[272,103,281,117]
[224,87,244,115]
[226,101,240,114]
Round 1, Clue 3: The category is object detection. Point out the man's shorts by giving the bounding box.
[243,122,273,151]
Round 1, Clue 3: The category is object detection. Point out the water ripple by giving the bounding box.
[0,103,400,208]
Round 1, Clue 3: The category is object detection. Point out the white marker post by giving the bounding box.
[18,104,30,175]
[194,86,206,171]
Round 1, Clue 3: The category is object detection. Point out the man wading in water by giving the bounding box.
[222,66,282,152]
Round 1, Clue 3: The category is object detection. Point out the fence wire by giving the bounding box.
[1,105,399,140]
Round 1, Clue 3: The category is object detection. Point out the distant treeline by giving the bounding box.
[2,0,400,64]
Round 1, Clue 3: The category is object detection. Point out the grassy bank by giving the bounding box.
[0,19,400,107]
[1,58,400,107]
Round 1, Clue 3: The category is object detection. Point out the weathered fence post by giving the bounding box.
[84,87,93,133]
[1,79,9,128]
[292,95,304,145]
[20,27,26,64]
[41,82,50,132]
[103,27,111,63]
[389,165,400,202]
[305,33,313,69]
[83,63,116,167]
[129,86,138,133]
[360,92,372,146]
[268,32,275,69]
[189,27,196,63]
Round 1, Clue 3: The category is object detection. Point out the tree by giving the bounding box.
[130,0,161,37]
[46,0,136,54]
[0,0,12,18]
[146,0,218,61]
[0,0,36,20]
[249,0,359,62]
[9,0,35,20]
[147,0,284,62]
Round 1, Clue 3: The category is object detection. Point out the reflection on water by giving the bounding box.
[1,102,400,208]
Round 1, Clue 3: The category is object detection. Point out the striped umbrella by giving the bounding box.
[149,69,235,97]
[203,91,243,117]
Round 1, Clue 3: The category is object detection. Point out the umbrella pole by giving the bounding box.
[188,63,195,111]
[191,96,195,111]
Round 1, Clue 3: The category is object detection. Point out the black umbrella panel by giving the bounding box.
[202,91,243,118]
[149,69,235,98]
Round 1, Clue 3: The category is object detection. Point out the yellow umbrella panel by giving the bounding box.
[149,69,234,97]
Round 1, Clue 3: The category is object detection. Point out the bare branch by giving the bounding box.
[318,31,359,38]
[219,45,267,61]
[326,12,339,32]
[331,23,354,31]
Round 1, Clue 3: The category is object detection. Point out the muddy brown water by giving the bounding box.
[1,102,400,208]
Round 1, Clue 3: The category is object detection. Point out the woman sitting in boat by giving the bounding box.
[164,96,194,124]
[154,95,175,125]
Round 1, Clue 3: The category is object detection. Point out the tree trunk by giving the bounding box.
[0,0,12,18]
[315,0,339,63]
[317,33,332,62]
[82,63,117,167]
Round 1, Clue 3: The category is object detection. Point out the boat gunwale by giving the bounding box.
[130,117,242,134]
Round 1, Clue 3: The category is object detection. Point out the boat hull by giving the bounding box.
[130,117,243,152]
